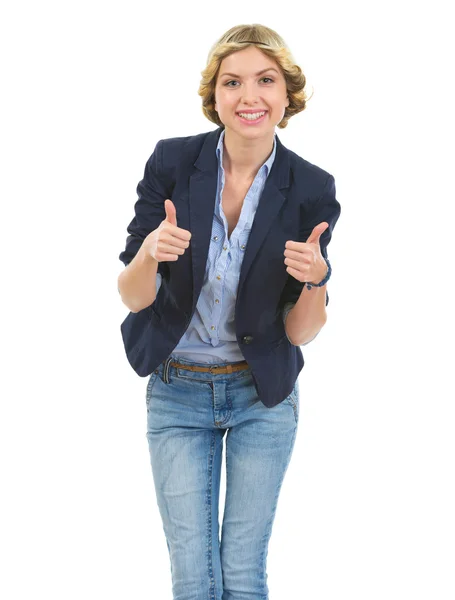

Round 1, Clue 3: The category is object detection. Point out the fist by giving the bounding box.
[145,199,192,262]
[283,222,329,284]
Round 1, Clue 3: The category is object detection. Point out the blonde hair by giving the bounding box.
[198,24,313,130]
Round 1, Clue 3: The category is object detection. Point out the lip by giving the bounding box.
[236,109,268,114]
[236,110,268,125]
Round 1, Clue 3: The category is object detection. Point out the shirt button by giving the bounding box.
[211,326,215,330]
[223,246,227,251]
[215,299,219,304]
[213,236,218,241]
[241,244,245,250]
[216,275,221,280]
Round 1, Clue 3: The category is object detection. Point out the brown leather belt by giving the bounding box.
[169,360,249,374]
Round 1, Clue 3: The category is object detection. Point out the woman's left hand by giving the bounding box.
[283,222,329,284]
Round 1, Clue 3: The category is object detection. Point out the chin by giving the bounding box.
[228,119,275,134]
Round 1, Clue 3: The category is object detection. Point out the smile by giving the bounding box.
[236,111,268,125]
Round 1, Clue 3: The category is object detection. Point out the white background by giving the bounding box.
[1,0,454,598]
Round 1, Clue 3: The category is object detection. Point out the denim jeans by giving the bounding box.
[145,354,299,600]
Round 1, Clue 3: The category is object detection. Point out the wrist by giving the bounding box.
[309,263,328,286]
[306,257,331,290]
[138,241,158,266]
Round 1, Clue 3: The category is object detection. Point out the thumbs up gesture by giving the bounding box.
[283,222,329,284]
[146,199,192,263]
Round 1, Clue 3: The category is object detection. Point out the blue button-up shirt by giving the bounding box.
[154,128,299,364]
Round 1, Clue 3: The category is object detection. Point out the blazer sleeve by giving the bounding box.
[118,140,175,276]
[279,172,341,311]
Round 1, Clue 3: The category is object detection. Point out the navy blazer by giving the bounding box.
[119,126,341,408]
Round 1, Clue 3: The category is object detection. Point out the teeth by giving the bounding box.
[238,111,265,120]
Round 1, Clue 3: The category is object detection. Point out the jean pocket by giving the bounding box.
[146,371,159,409]
[284,381,299,424]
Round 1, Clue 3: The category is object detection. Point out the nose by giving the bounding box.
[240,82,262,105]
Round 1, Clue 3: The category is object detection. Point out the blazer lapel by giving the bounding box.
[188,126,291,312]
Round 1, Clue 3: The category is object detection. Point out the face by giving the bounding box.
[214,46,290,138]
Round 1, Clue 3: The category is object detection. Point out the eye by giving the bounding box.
[224,77,275,87]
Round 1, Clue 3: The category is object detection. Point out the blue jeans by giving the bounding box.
[145,354,300,600]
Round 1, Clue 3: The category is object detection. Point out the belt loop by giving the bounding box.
[163,355,173,383]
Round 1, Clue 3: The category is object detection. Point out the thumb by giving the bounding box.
[164,199,177,227]
[307,222,328,245]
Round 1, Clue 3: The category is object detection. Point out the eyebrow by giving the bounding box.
[219,67,279,78]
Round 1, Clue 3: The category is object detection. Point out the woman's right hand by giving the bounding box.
[145,199,192,262]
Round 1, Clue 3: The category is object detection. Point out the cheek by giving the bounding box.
[219,100,237,115]
[219,92,235,105]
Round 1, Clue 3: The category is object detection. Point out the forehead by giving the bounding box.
[218,46,279,76]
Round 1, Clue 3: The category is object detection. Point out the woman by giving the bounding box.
[118,23,341,600]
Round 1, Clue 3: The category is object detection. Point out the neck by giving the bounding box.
[222,127,274,181]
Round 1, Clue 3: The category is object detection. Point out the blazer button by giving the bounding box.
[242,335,254,344]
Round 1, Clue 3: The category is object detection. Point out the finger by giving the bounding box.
[163,222,192,242]
[286,265,304,280]
[306,222,329,245]
[157,253,179,262]
[165,199,177,226]
[285,240,307,252]
[159,242,186,255]
[284,257,305,271]
[161,232,190,249]
[284,248,311,261]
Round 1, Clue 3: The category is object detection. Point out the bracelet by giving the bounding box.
[306,257,331,290]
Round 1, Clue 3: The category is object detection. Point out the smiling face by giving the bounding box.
[214,46,290,140]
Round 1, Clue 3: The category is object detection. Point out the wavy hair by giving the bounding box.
[198,24,313,129]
